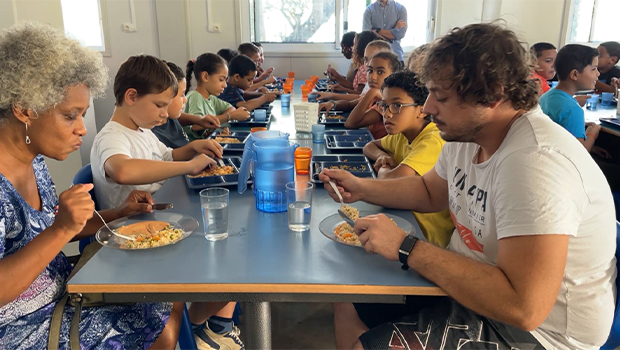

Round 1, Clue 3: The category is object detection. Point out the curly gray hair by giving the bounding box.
[0,22,109,122]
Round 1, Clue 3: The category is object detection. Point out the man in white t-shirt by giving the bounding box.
[320,23,616,350]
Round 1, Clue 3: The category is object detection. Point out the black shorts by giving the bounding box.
[355,298,544,350]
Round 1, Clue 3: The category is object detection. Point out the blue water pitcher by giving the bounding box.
[238,131,298,212]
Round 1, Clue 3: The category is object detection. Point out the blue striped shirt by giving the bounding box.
[362,0,408,61]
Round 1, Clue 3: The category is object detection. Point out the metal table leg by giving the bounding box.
[242,301,272,350]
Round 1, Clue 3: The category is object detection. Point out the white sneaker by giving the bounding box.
[194,324,244,350]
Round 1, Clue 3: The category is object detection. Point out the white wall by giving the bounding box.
[93,0,163,131]
[498,0,567,47]
[435,0,568,48]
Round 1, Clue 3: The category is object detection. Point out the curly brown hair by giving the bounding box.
[417,23,539,111]
[352,31,380,68]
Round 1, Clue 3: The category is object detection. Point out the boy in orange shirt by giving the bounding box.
[530,42,557,95]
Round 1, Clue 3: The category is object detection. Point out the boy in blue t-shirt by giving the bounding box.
[539,44,601,152]
[218,55,277,111]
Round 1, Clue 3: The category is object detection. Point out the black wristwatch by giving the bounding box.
[398,234,418,270]
[374,28,381,34]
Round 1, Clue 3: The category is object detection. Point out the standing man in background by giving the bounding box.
[362,0,408,62]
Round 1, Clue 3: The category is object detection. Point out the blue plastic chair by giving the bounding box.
[71,164,98,253]
[71,165,198,349]
[179,304,198,349]
[601,221,620,349]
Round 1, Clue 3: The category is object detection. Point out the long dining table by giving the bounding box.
[67,80,444,349]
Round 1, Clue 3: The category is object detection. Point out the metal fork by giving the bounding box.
[328,180,356,227]
[93,210,135,241]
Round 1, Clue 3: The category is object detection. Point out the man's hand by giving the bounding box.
[116,190,155,217]
[318,168,365,203]
[191,139,223,159]
[199,114,221,129]
[264,76,277,84]
[257,87,269,93]
[355,214,408,260]
[394,20,407,29]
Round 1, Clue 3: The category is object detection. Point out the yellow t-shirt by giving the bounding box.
[380,123,454,248]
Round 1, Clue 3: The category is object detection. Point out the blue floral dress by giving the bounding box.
[0,156,172,349]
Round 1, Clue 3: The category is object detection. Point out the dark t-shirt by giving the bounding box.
[152,118,189,149]
[218,86,245,107]
[599,65,620,85]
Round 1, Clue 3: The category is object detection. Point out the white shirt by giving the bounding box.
[90,121,173,210]
[435,106,617,349]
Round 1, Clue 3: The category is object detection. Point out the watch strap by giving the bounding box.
[398,234,418,270]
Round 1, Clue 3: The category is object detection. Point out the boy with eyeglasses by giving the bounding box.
[363,70,453,248]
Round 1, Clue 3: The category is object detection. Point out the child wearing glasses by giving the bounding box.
[363,70,453,248]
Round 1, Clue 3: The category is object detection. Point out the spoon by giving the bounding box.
[328,180,356,227]
[93,210,135,241]
[217,158,226,167]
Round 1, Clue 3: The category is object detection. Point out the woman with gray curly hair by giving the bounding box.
[0,22,182,349]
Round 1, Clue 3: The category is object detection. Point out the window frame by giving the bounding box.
[60,0,111,56]
[564,0,613,45]
[237,0,436,56]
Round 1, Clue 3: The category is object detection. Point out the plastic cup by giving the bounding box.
[294,147,312,175]
[586,94,600,110]
[251,127,268,133]
[285,78,295,84]
[301,85,311,98]
[312,124,325,143]
[286,181,314,232]
[254,109,267,121]
[288,71,295,79]
[601,92,614,107]
[281,94,291,107]
[199,188,229,241]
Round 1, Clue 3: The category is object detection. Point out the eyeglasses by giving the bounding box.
[377,102,419,114]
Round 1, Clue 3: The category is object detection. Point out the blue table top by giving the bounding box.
[67,80,443,297]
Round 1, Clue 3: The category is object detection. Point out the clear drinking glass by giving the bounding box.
[286,181,314,232]
[199,188,229,241]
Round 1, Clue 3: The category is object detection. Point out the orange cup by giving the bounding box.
[288,71,295,78]
[251,127,268,133]
[285,78,295,84]
[301,85,311,98]
[294,147,312,175]
[311,75,319,84]
[283,82,293,94]
[305,79,313,86]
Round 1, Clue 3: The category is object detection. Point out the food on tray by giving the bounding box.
[328,164,367,171]
[117,221,184,249]
[188,165,235,178]
[219,128,231,136]
[325,114,345,120]
[214,137,241,143]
